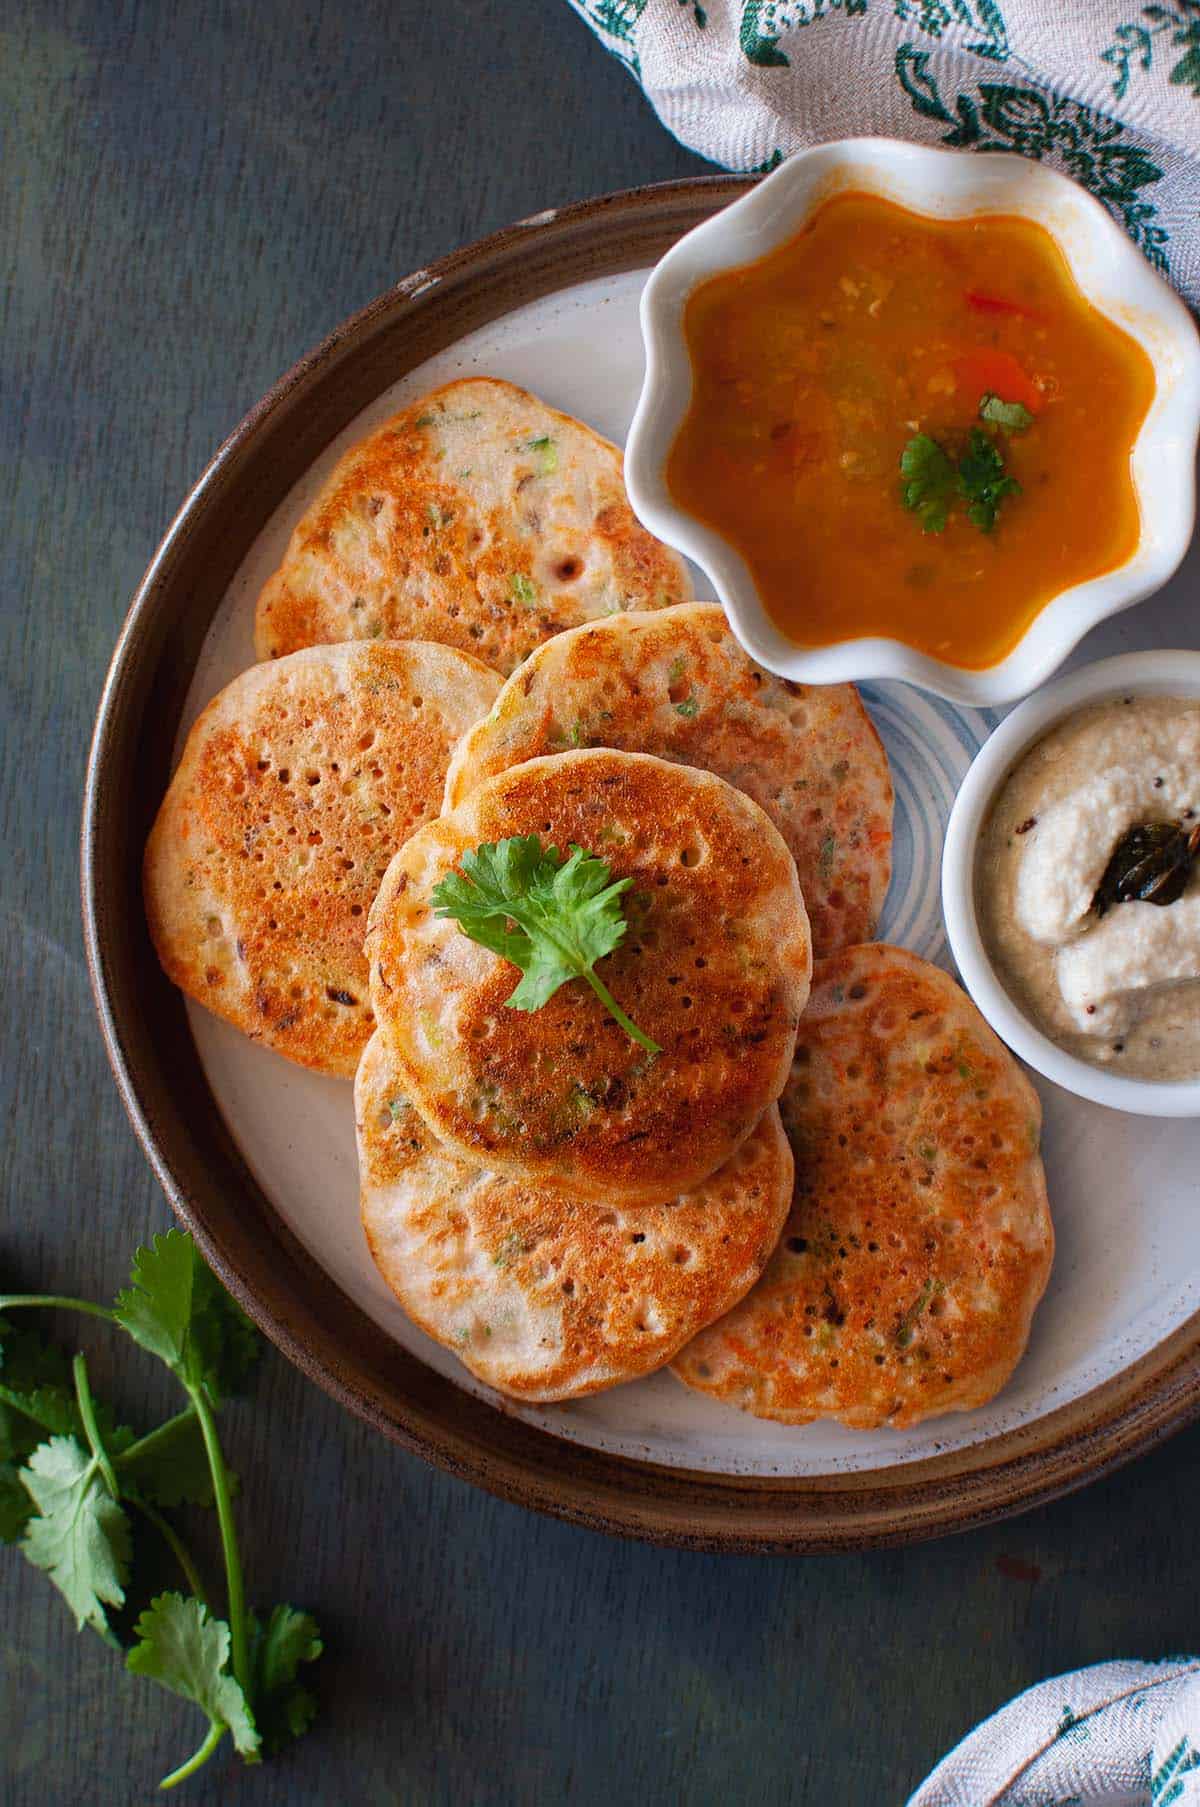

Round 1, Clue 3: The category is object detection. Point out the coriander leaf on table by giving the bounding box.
[112,1229,195,1370]
[0,1314,133,1451]
[128,1592,261,1778]
[0,1456,33,1543]
[251,1604,324,1753]
[0,1392,43,1541]
[3,1229,320,1786]
[958,426,1021,531]
[979,392,1034,433]
[0,1309,72,1389]
[20,1434,132,1634]
[117,1409,226,1510]
[0,1311,77,1434]
[432,834,660,1053]
[0,1395,52,1546]
[187,1262,260,1406]
[899,433,957,533]
[116,1229,261,1718]
[114,1228,259,1406]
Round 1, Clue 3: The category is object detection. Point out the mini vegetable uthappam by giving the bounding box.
[673,945,1053,1429]
[444,602,893,955]
[144,641,501,1076]
[366,749,812,1207]
[356,1033,793,1400]
[254,377,691,675]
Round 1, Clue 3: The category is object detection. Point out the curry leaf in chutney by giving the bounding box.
[1093,820,1200,916]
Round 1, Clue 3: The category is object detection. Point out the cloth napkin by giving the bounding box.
[566,0,1200,302]
[907,1658,1200,1805]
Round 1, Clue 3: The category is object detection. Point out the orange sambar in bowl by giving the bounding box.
[666,191,1155,670]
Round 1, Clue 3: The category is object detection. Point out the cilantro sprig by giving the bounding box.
[432,834,660,1054]
[957,427,1022,531]
[899,434,958,534]
[0,1230,321,1788]
[900,393,1031,535]
[900,427,1021,534]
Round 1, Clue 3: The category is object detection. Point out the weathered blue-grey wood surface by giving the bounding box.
[3,2,1199,1802]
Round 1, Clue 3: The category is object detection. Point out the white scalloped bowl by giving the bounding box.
[625,139,1200,707]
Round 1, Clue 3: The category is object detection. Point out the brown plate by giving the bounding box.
[82,178,1200,1550]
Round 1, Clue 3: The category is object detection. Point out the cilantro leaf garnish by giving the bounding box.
[958,427,1021,532]
[127,1593,261,1779]
[979,392,1034,434]
[0,1230,320,1787]
[900,427,1021,534]
[432,834,660,1053]
[899,434,957,534]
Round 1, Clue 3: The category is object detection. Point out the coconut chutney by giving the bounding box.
[977,695,1200,1082]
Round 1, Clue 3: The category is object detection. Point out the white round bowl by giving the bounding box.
[943,650,1200,1117]
[626,139,1200,707]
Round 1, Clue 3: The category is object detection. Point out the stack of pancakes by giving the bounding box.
[145,377,1052,1426]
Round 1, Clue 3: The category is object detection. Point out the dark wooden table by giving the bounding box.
[4,3,1199,1801]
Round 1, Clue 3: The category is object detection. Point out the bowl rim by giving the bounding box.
[942,648,1200,1117]
[624,137,1200,708]
[81,175,1200,1550]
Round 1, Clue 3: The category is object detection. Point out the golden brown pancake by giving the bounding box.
[356,1032,793,1400]
[444,602,893,955]
[672,945,1053,1428]
[254,377,691,675]
[144,641,500,1076]
[366,749,812,1207]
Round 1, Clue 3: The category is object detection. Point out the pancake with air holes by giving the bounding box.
[254,377,691,675]
[356,1032,793,1401]
[672,945,1053,1429]
[144,641,501,1077]
[366,749,812,1208]
[444,602,893,956]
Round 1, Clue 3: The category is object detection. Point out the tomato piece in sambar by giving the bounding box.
[666,192,1155,670]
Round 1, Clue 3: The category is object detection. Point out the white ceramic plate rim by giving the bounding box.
[625,137,1200,707]
[942,649,1200,1117]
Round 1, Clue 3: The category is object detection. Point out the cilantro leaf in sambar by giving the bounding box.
[899,434,957,534]
[958,427,1021,532]
[900,427,1021,535]
[979,392,1034,434]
